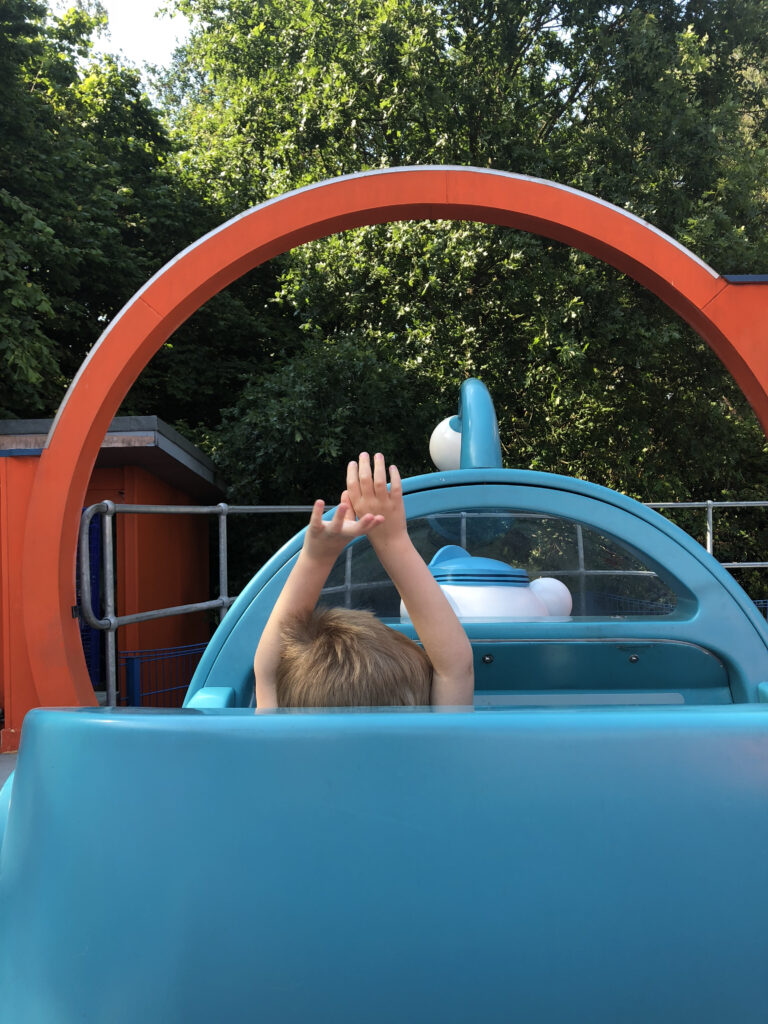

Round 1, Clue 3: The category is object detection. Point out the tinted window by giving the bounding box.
[320,510,677,618]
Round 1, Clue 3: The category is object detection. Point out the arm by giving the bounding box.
[345,453,475,706]
[253,499,383,708]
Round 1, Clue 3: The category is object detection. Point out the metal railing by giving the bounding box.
[78,501,315,705]
[79,498,768,707]
[646,500,768,567]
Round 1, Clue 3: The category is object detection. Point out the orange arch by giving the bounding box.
[21,166,768,705]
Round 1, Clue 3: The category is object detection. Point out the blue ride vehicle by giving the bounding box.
[1,380,767,1023]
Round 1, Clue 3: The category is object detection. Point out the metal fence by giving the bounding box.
[645,499,768,567]
[76,510,102,684]
[119,642,209,707]
[78,498,768,707]
[78,501,315,706]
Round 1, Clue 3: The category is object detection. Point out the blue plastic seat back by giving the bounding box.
[2,705,768,1023]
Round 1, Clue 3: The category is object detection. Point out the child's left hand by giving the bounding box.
[302,499,383,564]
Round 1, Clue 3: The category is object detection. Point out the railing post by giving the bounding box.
[102,500,118,707]
[575,523,587,616]
[706,500,715,555]
[217,503,229,622]
[344,546,353,608]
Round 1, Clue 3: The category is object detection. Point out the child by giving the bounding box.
[253,452,475,708]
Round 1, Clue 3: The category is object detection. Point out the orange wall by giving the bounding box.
[1,458,212,747]
[0,458,41,750]
[85,466,212,656]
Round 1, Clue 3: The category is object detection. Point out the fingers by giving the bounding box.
[389,463,402,497]
[329,501,348,533]
[357,513,384,534]
[349,451,397,502]
[346,459,361,502]
[308,499,326,530]
[307,498,383,552]
[357,451,373,496]
[373,452,387,495]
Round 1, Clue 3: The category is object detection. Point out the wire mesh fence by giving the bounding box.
[118,642,208,708]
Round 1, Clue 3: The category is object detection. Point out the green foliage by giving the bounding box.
[209,336,436,499]
[157,0,768,518]
[0,0,274,420]
[275,219,768,502]
[5,0,768,565]
[205,336,438,585]
[0,1,163,412]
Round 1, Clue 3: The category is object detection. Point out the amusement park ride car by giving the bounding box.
[1,168,767,1023]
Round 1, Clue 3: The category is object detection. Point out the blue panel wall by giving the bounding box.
[1,706,767,1023]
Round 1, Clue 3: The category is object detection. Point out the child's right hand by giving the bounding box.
[344,452,407,548]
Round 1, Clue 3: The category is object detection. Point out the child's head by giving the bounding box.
[276,607,432,707]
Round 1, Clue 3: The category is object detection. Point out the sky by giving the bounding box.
[63,1,192,69]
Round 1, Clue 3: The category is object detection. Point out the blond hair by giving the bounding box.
[276,607,432,707]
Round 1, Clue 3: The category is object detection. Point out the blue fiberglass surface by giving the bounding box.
[457,377,502,468]
[1,705,768,1023]
[185,468,768,708]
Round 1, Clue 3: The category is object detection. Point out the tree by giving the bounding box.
[206,336,438,589]
[162,0,768,506]
[6,2,768,514]
[0,0,184,414]
[0,0,291,423]
[0,0,73,415]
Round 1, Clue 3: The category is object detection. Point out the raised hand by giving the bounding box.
[302,498,383,563]
[345,452,407,548]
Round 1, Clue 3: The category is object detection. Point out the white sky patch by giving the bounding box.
[55,1,192,69]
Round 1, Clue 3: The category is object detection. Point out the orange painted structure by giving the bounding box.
[0,457,37,752]
[78,418,220,656]
[4,166,768,751]
[83,469,212,655]
[1,418,219,749]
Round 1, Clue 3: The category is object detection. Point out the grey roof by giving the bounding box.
[0,416,224,500]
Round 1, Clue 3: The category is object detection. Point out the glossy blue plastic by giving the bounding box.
[456,377,502,469]
[428,545,531,586]
[1,704,767,1023]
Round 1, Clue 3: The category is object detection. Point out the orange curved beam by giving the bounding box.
[20,167,768,705]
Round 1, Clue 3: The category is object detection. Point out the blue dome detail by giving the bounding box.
[428,545,530,587]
